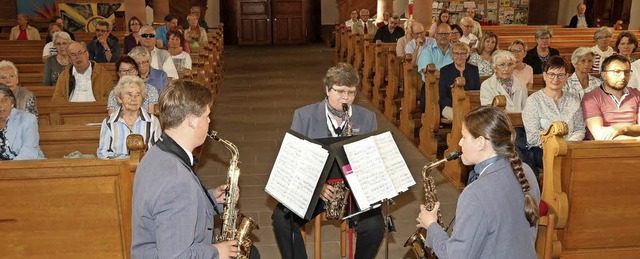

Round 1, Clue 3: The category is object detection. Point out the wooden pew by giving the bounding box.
[0,137,144,258]
[418,70,452,160]
[360,39,375,98]
[371,41,396,110]
[398,54,422,142]
[535,122,640,258]
[39,125,101,158]
[18,63,118,87]
[38,102,107,126]
[383,51,404,125]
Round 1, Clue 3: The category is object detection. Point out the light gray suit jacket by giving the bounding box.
[290,100,377,139]
[426,157,541,259]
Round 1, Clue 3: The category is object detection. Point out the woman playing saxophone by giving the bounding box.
[416,106,540,258]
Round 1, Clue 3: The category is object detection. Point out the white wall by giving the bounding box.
[630,0,640,30]
[206,0,221,26]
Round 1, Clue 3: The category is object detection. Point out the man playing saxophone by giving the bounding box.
[131,80,257,259]
[271,63,385,259]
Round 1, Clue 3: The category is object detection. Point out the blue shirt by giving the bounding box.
[97,107,162,158]
[4,108,44,160]
[156,26,168,48]
[147,68,169,93]
[417,41,453,81]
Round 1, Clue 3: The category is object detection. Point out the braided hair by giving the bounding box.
[464,106,539,226]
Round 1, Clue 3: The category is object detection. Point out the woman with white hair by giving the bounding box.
[43,31,73,86]
[590,27,615,73]
[523,26,560,74]
[564,47,602,99]
[97,76,161,158]
[480,50,528,112]
[128,46,169,92]
[0,60,37,116]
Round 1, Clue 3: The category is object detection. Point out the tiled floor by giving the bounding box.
[197,44,460,259]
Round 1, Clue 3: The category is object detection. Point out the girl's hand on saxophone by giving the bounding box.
[417,202,440,229]
[213,184,240,204]
[320,183,336,202]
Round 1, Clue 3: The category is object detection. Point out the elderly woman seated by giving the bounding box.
[128,46,169,93]
[470,31,499,76]
[107,56,159,115]
[439,42,480,121]
[98,76,162,158]
[590,26,615,73]
[43,31,73,86]
[564,47,602,99]
[522,56,585,172]
[480,50,528,112]
[0,60,37,116]
[0,84,44,160]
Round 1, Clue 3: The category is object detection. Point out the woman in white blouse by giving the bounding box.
[564,47,602,99]
[480,50,528,112]
[522,56,585,171]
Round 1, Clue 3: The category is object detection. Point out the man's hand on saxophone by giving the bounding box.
[320,183,336,202]
[417,202,440,229]
[212,184,240,204]
[214,240,239,259]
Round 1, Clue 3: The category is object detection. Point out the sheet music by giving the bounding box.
[373,132,415,192]
[265,133,329,218]
[343,137,396,206]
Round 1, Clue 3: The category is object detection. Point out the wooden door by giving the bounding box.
[272,0,306,44]
[237,0,272,45]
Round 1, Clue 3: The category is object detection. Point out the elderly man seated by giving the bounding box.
[0,60,37,116]
[52,42,112,103]
[138,25,179,80]
[0,84,44,160]
[98,76,161,158]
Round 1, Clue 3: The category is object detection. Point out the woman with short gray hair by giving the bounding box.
[523,26,560,74]
[0,60,37,116]
[564,47,602,99]
[0,84,44,160]
[129,46,169,92]
[591,27,615,73]
[480,50,528,112]
[43,31,73,86]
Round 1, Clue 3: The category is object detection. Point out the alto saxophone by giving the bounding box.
[324,103,353,220]
[208,130,259,259]
[404,151,461,259]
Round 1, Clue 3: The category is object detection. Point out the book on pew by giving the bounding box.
[265,130,415,220]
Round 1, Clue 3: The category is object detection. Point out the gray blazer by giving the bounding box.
[426,157,541,259]
[131,134,223,258]
[291,99,377,139]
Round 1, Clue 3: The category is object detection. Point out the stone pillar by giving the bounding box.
[153,0,170,25]
[412,0,432,29]
[124,0,146,26]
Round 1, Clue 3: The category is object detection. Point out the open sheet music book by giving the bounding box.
[334,131,415,211]
[265,130,334,219]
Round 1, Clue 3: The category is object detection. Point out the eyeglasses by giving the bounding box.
[510,49,524,53]
[546,72,567,79]
[331,87,357,97]
[537,36,551,41]
[597,36,613,40]
[136,60,150,66]
[54,41,69,46]
[603,69,633,77]
[413,31,425,35]
[95,29,107,33]
[69,50,87,59]
[118,68,137,74]
[462,24,474,28]
[140,34,156,38]
[452,52,468,57]
[436,32,451,37]
[496,62,515,69]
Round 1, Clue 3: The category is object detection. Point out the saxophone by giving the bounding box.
[208,130,259,259]
[324,103,353,220]
[404,151,461,259]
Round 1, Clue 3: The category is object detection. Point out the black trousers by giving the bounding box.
[271,201,385,259]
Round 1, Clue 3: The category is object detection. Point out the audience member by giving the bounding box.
[129,46,169,93]
[615,31,638,62]
[470,32,498,76]
[124,16,143,54]
[0,60,37,116]
[182,6,209,31]
[628,58,640,89]
[464,7,483,37]
[377,11,391,28]
[480,50,528,112]
[156,14,179,49]
[98,76,161,158]
[139,25,179,80]
[450,24,462,44]
[569,3,594,28]
[522,56,585,171]
[107,56,159,115]
[42,23,62,63]
[565,47,602,99]
[438,42,481,120]
[52,42,112,103]
[47,15,75,42]
[404,22,433,63]
[524,26,560,74]
[43,31,73,86]
[417,23,453,79]
[590,27,615,73]
[0,84,44,160]
[459,17,478,48]
[509,40,534,90]
[345,9,359,31]
[168,30,192,72]
[396,20,414,57]
[10,14,40,40]
[87,20,121,63]
[373,14,404,43]
[582,54,640,140]
[357,9,376,36]
[429,10,451,37]
[184,14,208,47]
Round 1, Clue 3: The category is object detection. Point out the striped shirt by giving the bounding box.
[97,107,162,158]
